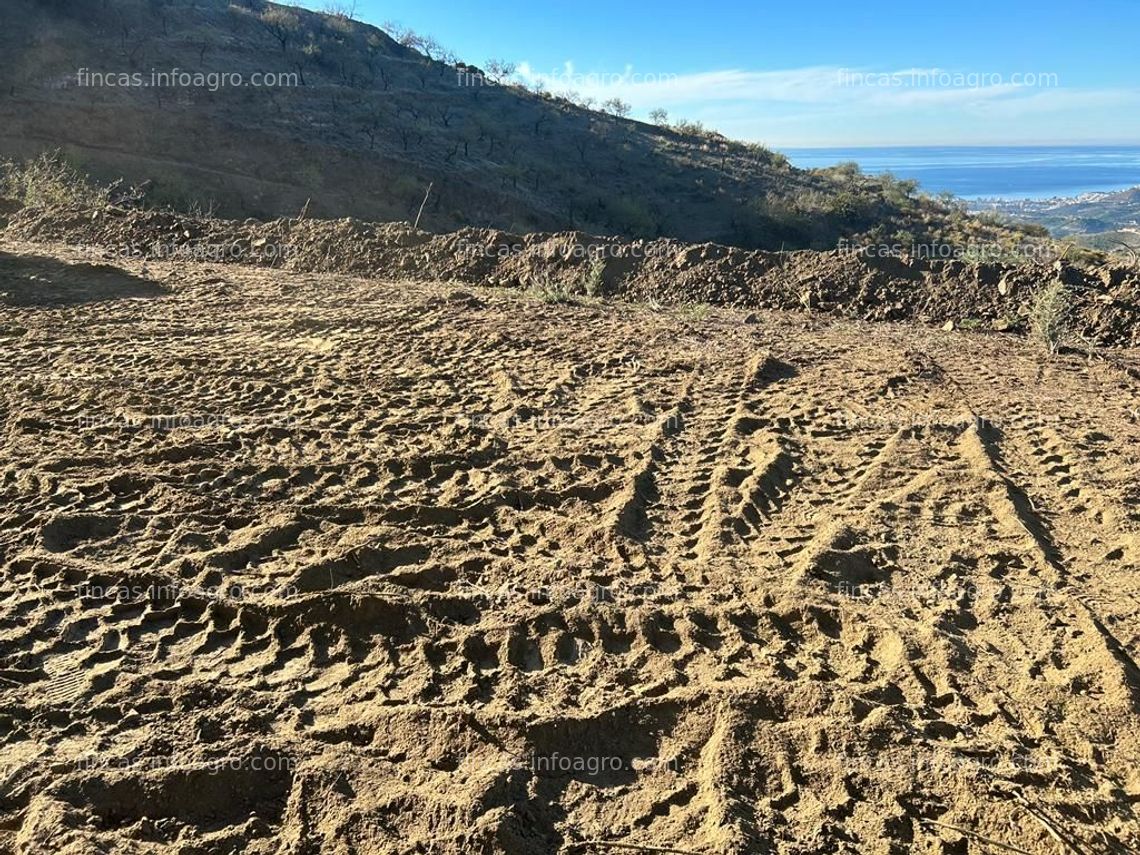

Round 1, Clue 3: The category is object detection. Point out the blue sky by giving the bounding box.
[296,0,1140,147]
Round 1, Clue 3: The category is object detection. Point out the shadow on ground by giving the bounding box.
[0,250,167,306]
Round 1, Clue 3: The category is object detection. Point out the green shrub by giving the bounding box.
[607,197,656,238]
[828,161,863,182]
[1029,280,1071,355]
[768,150,790,169]
[580,259,605,297]
[826,190,863,217]
[0,151,112,209]
[974,211,1007,228]
[880,172,919,206]
[526,272,577,304]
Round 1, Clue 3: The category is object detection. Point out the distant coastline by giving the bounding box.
[784,145,1140,201]
[967,185,1140,243]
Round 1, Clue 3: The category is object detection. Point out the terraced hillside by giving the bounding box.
[1,239,1138,853]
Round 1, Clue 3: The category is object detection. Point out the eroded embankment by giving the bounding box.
[6,204,1140,346]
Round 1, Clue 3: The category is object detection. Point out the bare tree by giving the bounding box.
[485,59,516,84]
[419,36,443,60]
[259,8,301,54]
[602,97,631,117]
[322,0,357,18]
[397,123,425,152]
[395,98,419,120]
[458,119,481,157]
[291,40,320,86]
[573,137,589,164]
[360,115,381,149]
[118,21,147,68]
[147,0,171,36]
[480,121,501,157]
[380,20,417,48]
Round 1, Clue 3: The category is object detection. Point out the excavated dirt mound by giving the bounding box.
[1,237,1139,853]
[6,204,1140,347]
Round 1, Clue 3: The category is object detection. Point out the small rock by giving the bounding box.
[942,320,955,332]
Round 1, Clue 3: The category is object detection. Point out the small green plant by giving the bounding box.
[580,259,606,297]
[767,150,790,169]
[0,151,111,209]
[682,302,711,321]
[825,190,862,217]
[832,160,863,181]
[1028,279,1071,356]
[526,272,577,304]
[880,172,919,206]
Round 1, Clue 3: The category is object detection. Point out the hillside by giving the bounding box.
[0,0,1032,251]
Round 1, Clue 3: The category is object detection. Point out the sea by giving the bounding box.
[783,145,1140,201]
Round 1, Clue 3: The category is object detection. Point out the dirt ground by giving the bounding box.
[1,238,1139,854]
[8,206,1140,348]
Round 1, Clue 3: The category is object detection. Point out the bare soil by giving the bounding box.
[1,238,1139,854]
[7,205,1140,347]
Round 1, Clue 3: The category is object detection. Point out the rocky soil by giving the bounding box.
[1,234,1138,853]
[7,205,1140,346]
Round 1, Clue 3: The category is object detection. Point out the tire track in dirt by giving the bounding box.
[2,241,1139,854]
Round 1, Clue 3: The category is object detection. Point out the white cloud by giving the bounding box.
[510,62,1140,146]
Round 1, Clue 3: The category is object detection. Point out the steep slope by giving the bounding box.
[1,0,1029,251]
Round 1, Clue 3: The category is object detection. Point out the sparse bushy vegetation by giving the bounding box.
[606,197,658,238]
[601,98,631,118]
[581,259,606,297]
[526,272,578,304]
[880,173,919,206]
[1029,279,1072,355]
[0,151,112,209]
[484,59,516,84]
[827,161,863,183]
[671,119,706,136]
